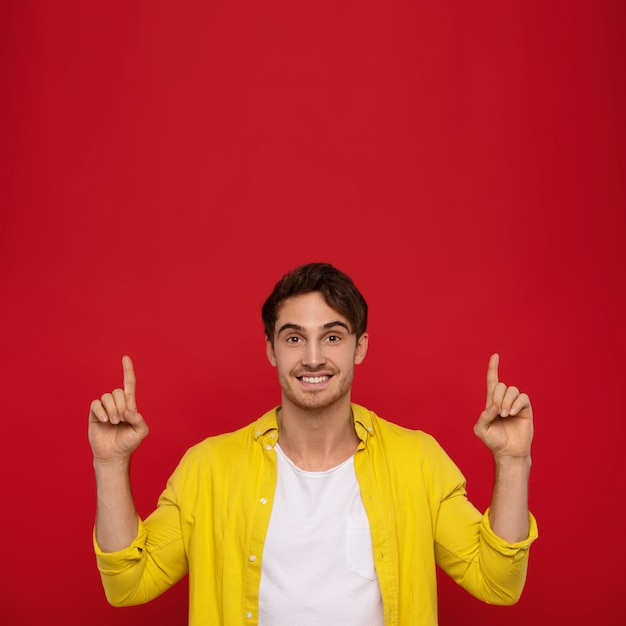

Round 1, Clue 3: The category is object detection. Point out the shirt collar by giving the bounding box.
[351,403,375,444]
[253,408,279,440]
[252,403,374,443]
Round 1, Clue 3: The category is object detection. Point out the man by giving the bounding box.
[89,262,538,625]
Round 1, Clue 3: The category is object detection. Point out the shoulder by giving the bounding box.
[354,404,466,490]
[353,403,459,471]
[376,415,448,461]
[178,408,276,466]
[353,403,442,452]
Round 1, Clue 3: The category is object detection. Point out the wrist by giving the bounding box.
[493,454,532,476]
[93,455,131,474]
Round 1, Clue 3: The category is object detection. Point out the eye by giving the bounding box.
[326,335,341,343]
[286,336,302,344]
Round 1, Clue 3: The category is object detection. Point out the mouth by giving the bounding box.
[298,375,331,384]
[295,372,334,388]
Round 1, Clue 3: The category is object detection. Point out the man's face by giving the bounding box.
[266,291,368,412]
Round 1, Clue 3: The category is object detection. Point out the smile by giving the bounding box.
[298,375,330,384]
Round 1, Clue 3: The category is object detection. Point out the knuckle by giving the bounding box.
[112,389,126,404]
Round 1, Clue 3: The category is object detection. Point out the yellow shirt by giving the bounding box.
[95,404,538,625]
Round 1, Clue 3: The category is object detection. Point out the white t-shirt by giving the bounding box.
[258,444,384,625]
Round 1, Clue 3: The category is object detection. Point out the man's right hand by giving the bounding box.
[89,355,149,462]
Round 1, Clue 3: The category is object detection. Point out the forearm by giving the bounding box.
[94,462,189,607]
[488,455,531,543]
[94,457,140,552]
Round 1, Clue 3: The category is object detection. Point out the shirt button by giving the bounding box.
[246,612,253,619]
[265,444,273,450]
[260,497,267,505]
[269,432,276,439]
[255,431,261,437]
[249,555,257,562]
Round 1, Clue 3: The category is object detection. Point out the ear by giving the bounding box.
[354,332,369,365]
[266,337,277,367]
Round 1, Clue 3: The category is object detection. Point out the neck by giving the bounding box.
[277,396,359,471]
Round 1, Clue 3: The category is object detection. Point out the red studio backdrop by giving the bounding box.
[1,1,624,624]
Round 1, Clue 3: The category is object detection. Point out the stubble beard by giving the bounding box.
[278,367,354,413]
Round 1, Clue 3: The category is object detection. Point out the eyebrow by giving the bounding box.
[276,321,352,336]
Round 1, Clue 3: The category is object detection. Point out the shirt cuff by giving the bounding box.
[481,508,539,554]
[93,518,146,571]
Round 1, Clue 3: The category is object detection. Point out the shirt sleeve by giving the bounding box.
[93,464,190,606]
[433,469,539,605]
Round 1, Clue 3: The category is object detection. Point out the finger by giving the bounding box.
[122,355,137,412]
[500,385,520,417]
[112,388,127,421]
[509,392,531,416]
[485,353,500,409]
[491,381,507,414]
[89,399,108,423]
[100,392,120,424]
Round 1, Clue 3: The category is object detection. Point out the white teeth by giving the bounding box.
[300,376,329,384]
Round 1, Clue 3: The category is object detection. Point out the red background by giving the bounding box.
[1,1,624,624]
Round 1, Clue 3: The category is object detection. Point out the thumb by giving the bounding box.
[123,408,150,441]
[474,404,499,439]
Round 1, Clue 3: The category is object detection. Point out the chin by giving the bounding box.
[284,389,349,412]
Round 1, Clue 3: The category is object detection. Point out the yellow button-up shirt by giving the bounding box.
[95,404,538,625]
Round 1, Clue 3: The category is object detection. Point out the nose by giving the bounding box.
[302,341,325,368]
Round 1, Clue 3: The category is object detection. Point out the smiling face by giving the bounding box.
[266,291,369,413]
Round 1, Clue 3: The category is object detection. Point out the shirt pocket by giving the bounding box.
[346,512,378,580]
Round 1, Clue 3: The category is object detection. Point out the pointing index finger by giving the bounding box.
[122,355,137,412]
[485,352,499,409]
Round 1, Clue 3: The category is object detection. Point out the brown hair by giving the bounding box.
[262,262,368,344]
